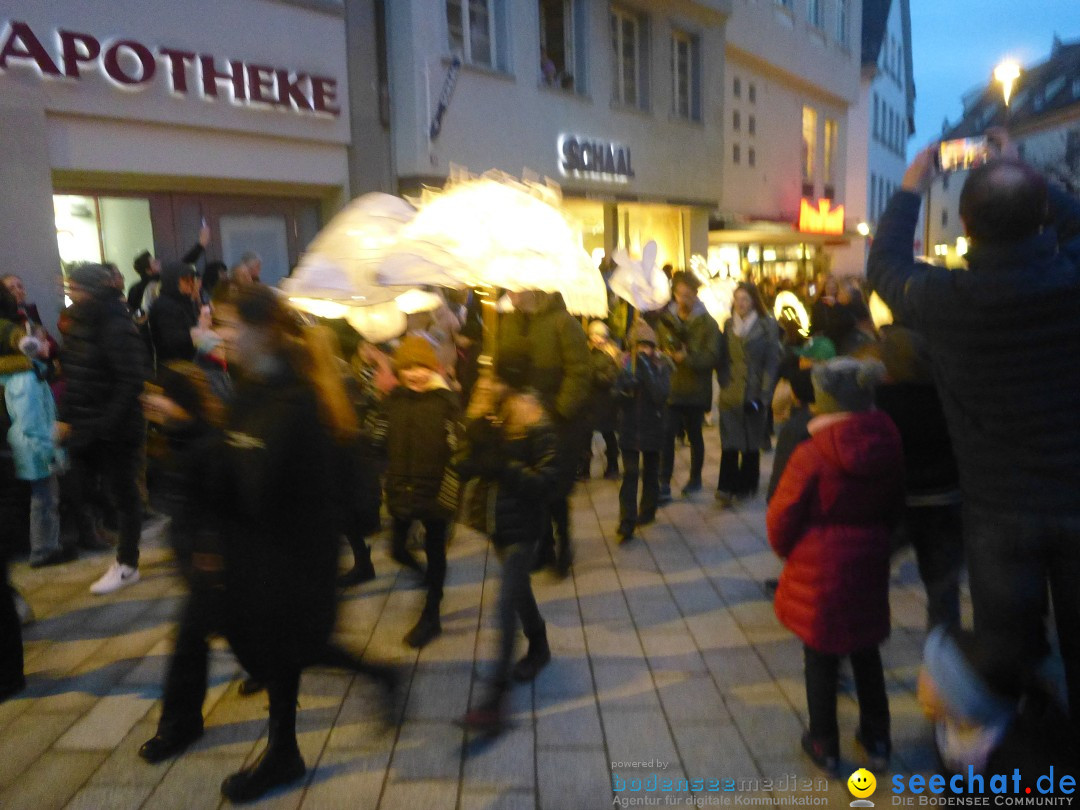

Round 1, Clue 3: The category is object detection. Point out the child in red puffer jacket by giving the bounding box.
[767,356,904,776]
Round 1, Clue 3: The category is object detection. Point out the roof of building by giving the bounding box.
[944,36,1080,138]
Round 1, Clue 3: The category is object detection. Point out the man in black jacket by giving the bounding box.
[150,262,199,368]
[58,264,149,595]
[867,132,1080,740]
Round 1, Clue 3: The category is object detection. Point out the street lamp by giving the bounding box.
[994,60,1021,107]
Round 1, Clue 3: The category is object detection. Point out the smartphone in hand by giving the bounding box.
[937,137,991,172]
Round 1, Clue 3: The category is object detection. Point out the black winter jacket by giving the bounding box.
[586,346,619,433]
[455,397,559,548]
[149,287,198,367]
[868,186,1080,515]
[377,385,460,520]
[58,290,148,449]
[614,352,671,453]
[200,364,338,679]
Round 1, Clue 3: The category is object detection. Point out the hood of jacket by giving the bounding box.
[808,410,900,479]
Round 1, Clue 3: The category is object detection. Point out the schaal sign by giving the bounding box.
[558,134,635,183]
[0,20,340,117]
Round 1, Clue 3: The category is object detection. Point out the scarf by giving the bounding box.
[731,311,759,338]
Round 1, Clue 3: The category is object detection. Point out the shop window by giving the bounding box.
[836,0,848,46]
[611,6,649,110]
[539,0,585,92]
[447,0,506,71]
[53,194,153,290]
[733,110,741,131]
[733,143,741,164]
[802,105,817,186]
[748,147,756,167]
[748,83,756,103]
[748,114,756,135]
[671,29,701,122]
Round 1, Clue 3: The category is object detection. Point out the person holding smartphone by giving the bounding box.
[868,128,1080,751]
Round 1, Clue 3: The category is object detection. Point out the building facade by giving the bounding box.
[923,37,1080,267]
[710,0,862,284]
[384,0,732,271]
[835,0,914,275]
[0,0,360,330]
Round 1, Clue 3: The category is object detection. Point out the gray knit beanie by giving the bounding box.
[811,356,885,414]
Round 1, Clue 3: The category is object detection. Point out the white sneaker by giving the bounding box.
[90,562,140,595]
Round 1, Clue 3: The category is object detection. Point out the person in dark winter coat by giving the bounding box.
[186,284,396,803]
[499,290,590,576]
[765,363,815,504]
[716,282,780,504]
[376,335,461,649]
[768,357,904,775]
[657,272,721,500]
[875,325,963,630]
[456,346,559,734]
[149,262,199,367]
[580,321,620,480]
[614,320,671,543]
[57,264,149,595]
[867,134,1080,738]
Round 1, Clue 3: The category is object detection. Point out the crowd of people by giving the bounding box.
[2,127,1080,802]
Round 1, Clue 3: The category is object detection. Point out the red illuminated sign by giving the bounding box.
[798,199,845,235]
[0,20,340,117]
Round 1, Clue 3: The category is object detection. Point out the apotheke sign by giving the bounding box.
[0,20,340,117]
[558,134,635,184]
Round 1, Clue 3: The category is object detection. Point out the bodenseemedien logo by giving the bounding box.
[849,768,877,807]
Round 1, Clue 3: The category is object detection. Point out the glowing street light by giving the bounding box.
[994,60,1021,106]
[856,222,871,237]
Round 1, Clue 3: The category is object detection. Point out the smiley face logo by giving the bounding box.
[848,768,877,799]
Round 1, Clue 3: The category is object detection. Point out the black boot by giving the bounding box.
[404,606,442,649]
[512,625,551,682]
[138,721,203,763]
[338,540,376,587]
[221,679,306,804]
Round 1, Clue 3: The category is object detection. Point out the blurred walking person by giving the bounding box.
[499,290,590,577]
[457,347,558,733]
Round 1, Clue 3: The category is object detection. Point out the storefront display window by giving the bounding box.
[561,199,606,267]
[619,203,684,269]
[220,214,291,287]
[53,194,154,288]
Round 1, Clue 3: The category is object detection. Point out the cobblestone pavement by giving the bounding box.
[1,430,958,809]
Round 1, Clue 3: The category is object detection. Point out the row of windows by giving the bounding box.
[869,173,898,222]
[775,0,849,47]
[873,93,906,156]
[451,1,705,122]
[732,143,756,167]
[732,109,757,135]
[881,33,904,89]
